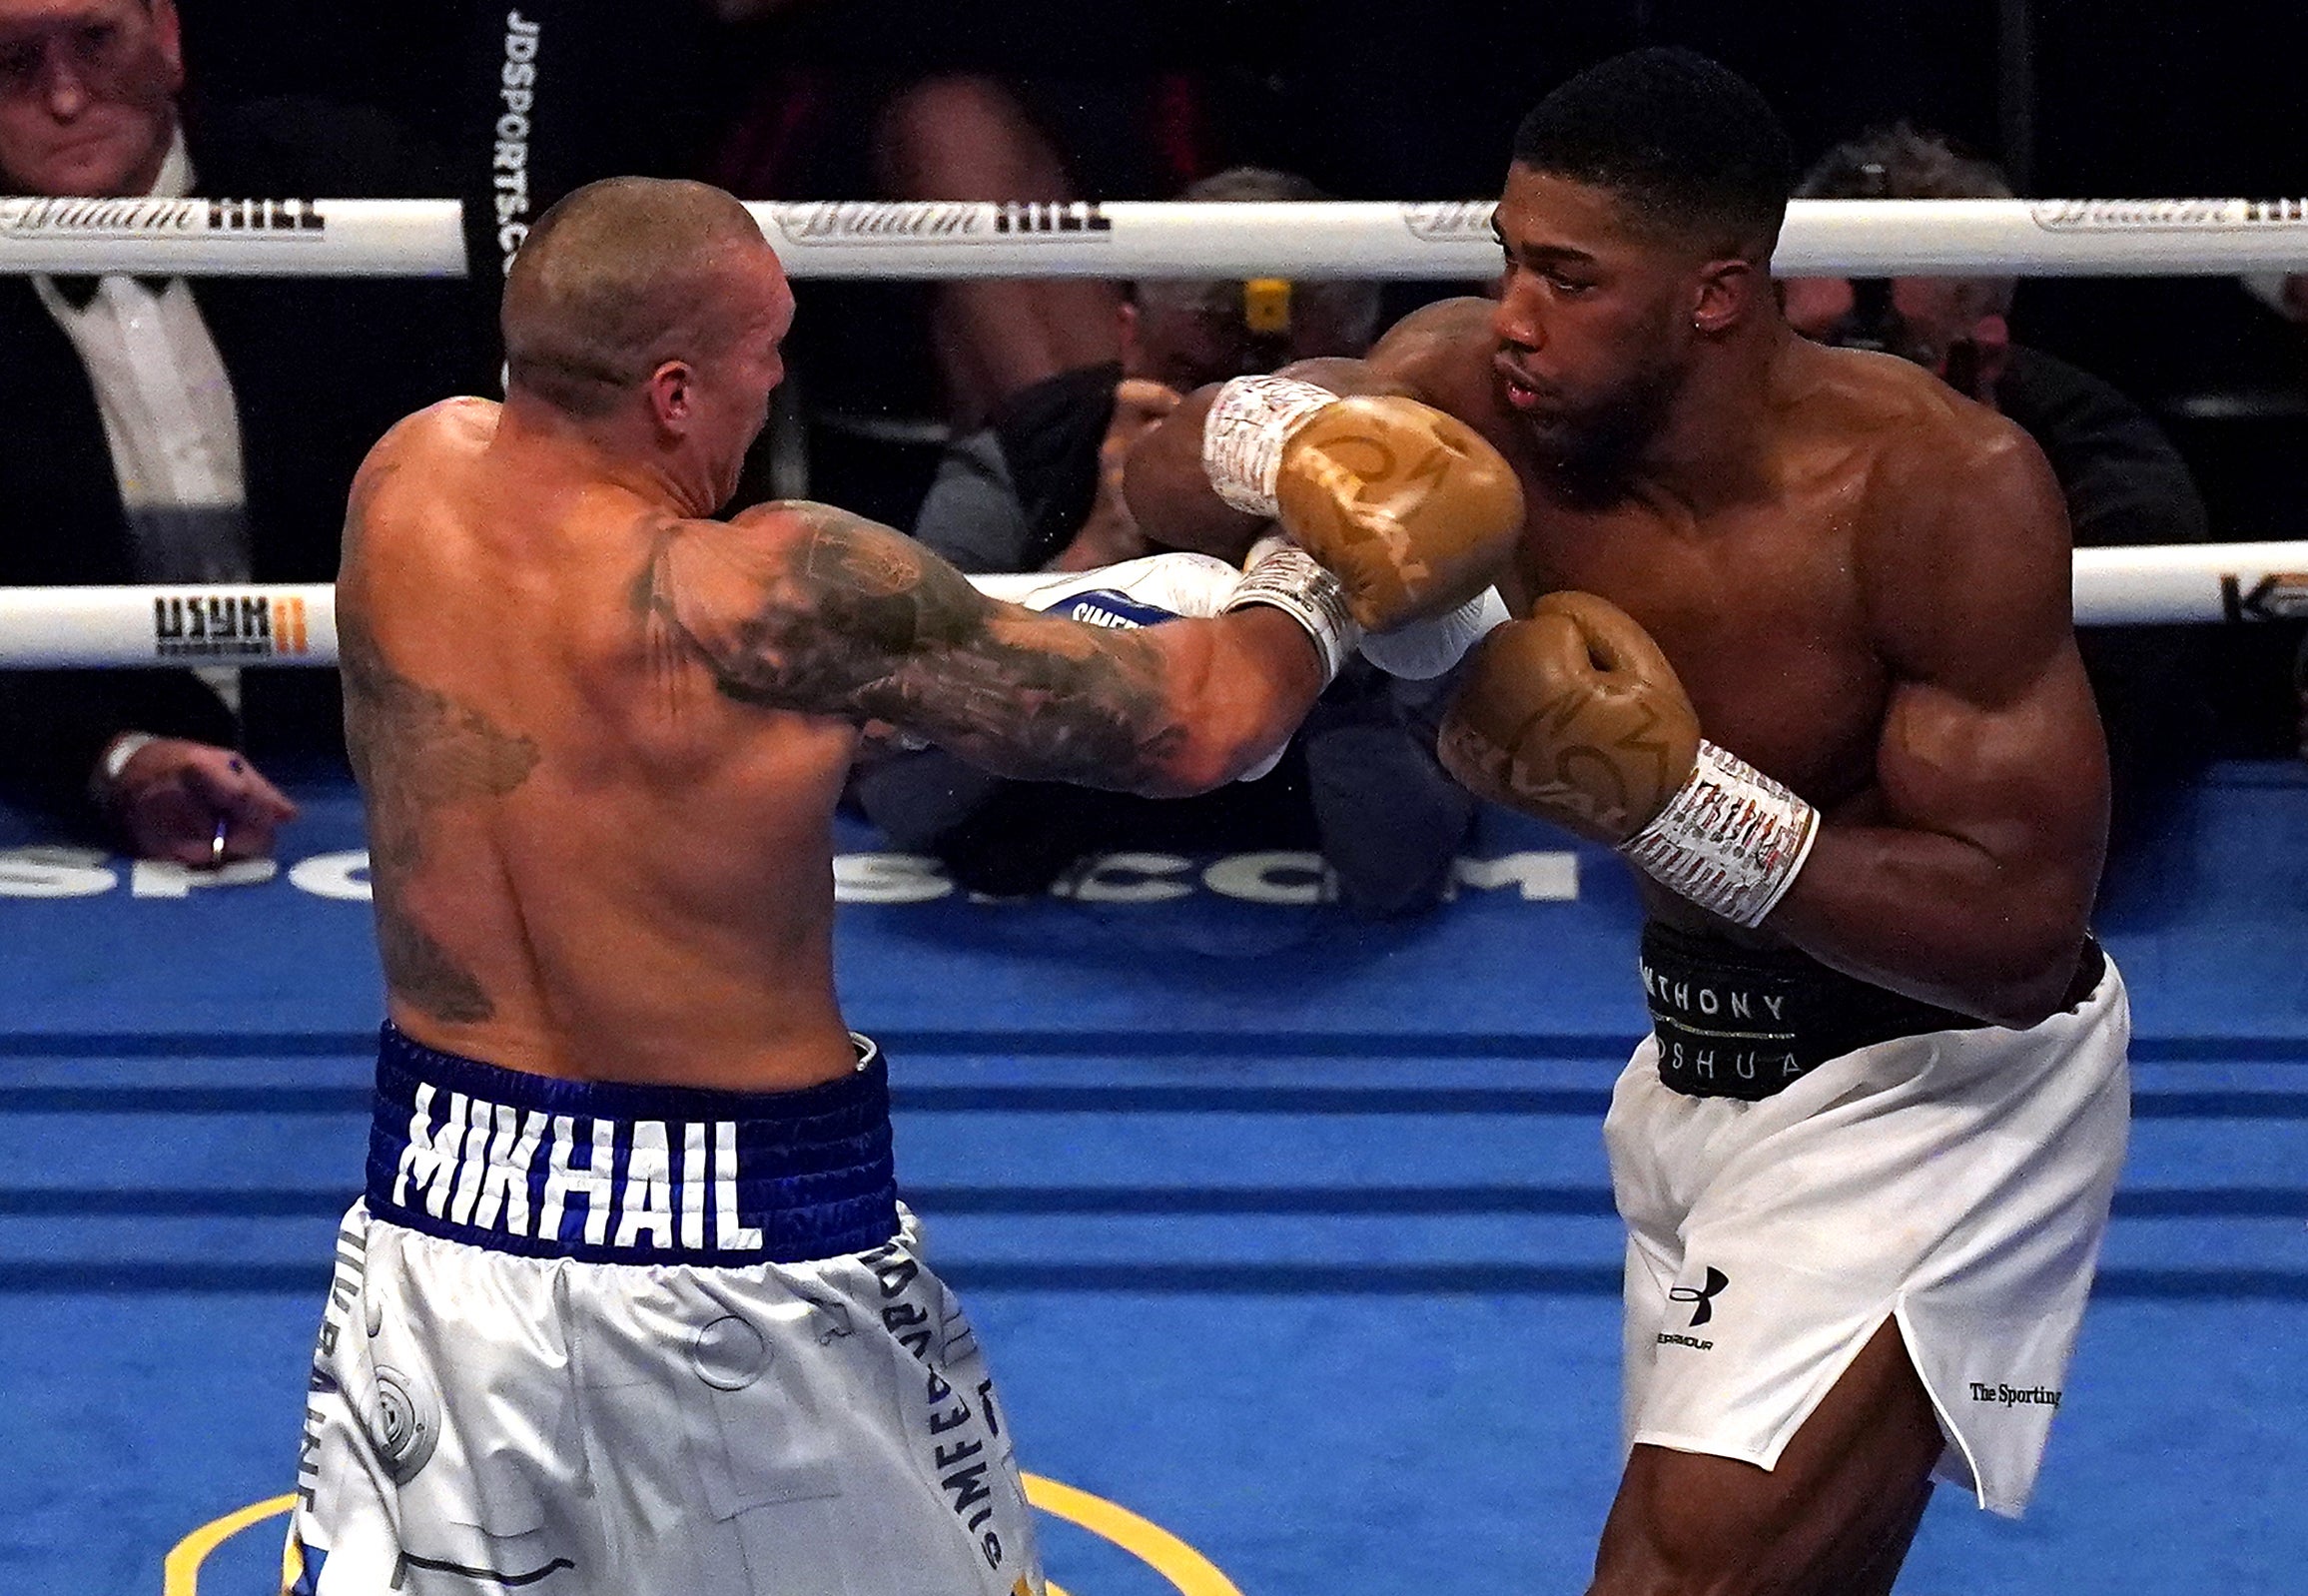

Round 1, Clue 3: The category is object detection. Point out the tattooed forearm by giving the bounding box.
[340,601,538,1023]
[644,502,1203,790]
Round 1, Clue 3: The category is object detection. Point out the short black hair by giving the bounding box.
[1511,48,1794,257]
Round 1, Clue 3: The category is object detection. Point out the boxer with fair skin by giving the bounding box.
[300,176,1515,1589]
[339,175,1515,1095]
[1127,50,2115,1596]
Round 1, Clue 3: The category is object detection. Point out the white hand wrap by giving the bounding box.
[1620,740,1820,928]
[1224,535,1360,687]
[1200,375,1338,518]
[1358,587,1512,680]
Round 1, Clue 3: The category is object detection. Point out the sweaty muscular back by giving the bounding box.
[340,399,859,1092]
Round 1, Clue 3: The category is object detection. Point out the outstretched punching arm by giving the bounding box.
[640,500,1341,797]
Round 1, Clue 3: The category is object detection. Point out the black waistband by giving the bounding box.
[1640,924,2105,1102]
[366,1023,898,1265]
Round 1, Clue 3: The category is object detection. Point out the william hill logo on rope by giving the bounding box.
[152,593,313,660]
[1398,201,1497,242]
[0,196,324,238]
[2028,198,2308,232]
[770,201,1111,246]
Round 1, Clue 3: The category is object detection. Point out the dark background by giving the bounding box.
[169,1,2308,750]
[172,1,2308,399]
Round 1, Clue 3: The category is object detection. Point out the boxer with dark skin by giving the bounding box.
[1127,51,2109,1596]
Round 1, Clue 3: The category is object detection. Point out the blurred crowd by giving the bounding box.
[3,0,2303,902]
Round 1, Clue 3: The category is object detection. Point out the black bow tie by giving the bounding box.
[48,273,177,310]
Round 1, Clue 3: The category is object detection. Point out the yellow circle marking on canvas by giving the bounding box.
[1022,1472,1244,1596]
[161,1492,295,1595]
[164,1475,1242,1595]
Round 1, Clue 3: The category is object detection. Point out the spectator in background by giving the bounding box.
[442,0,1164,530]
[1784,125,2217,863]
[854,168,1478,916]
[910,168,1385,574]
[0,0,456,863]
[708,1,1187,429]
[457,1,1137,427]
[711,3,1183,528]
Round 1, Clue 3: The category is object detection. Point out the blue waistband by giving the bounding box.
[365,1022,898,1266]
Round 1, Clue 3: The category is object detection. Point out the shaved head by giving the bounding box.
[503,177,780,417]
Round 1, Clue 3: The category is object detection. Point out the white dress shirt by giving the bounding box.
[35,129,250,709]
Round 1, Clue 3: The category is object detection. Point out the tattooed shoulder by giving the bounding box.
[634,498,1197,791]
[639,500,989,714]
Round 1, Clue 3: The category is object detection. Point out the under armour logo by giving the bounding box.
[1668,1266,1730,1327]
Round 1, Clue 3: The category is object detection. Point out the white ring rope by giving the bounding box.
[2,546,2302,669]
[1,198,2306,280]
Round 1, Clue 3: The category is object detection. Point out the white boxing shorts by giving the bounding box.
[286,1023,1042,1596]
[1608,927,2129,1518]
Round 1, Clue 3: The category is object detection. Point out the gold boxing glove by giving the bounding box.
[1438,591,1819,927]
[1201,376,1523,631]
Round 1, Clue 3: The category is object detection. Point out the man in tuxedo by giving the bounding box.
[0,0,458,863]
